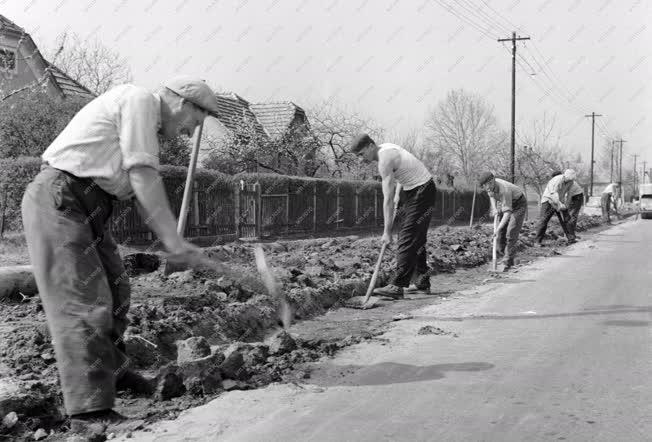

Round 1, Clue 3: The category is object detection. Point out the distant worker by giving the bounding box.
[564,174,585,243]
[601,182,619,224]
[534,169,576,246]
[478,172,527,271]
[351,134,436,298]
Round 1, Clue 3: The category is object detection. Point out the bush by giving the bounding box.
[0,156,42,231]
[0,90,91,158]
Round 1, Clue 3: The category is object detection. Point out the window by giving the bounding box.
[0,48,16,72]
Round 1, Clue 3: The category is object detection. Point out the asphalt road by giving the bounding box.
[121,219,652,442]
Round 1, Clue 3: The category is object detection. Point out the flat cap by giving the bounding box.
[563,169,576,181]
[478,171,495,185]
[164,76,220,116]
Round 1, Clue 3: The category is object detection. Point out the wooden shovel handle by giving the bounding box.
[362,242,388,304]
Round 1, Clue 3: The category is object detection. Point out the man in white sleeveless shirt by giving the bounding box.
[351,134,436,299]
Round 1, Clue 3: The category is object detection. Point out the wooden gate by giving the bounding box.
[237,182,259,238]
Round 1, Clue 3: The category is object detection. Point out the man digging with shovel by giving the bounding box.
[351,134,436,299]
[478,172,527,272]
[21,76,219,439]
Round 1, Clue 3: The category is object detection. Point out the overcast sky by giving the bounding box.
[3,0,651,175]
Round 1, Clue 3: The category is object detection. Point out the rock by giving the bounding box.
[168,269,194,283]
[392,313,413,321]
[417,325,453,336]
[33,428,47,440]
[449,244,463,252]
[216,276,234,290]
[154,364,186,400]
[2,411,18,428]
[124,335,159,368]
[219,350,248,380]
[268,331,297,355]
[266,242,286,252]
[304,266,324,277]
[176,337,211,363]
[178,352,224,396]
[40,352,55,363]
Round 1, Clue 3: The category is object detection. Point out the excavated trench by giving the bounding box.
[0,215,611,440]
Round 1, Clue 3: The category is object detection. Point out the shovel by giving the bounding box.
[345,242,387,309]
[253,244,292,330]
[490,213,499,272]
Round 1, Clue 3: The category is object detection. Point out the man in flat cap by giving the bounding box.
[351,134,436,298]
[21,76,219,436]
[534,169,576,246]
[478,171,527,271]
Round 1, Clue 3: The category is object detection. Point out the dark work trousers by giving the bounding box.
[496,195,527,266]
[21,165,130,416]
[534,201,569,243]
[601,193,612,223]
[391,179,437,288]
[563,194,584,239]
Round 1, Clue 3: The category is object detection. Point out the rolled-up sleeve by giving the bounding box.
[119,90,160,171]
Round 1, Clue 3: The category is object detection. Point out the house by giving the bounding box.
[200,92,312,174]
[0,14,94,102]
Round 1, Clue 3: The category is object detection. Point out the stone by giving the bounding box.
[268,331,297,355]
[449,244,463,252]
[178,352,224,396]
[266,242,286,252]
[222,379,240,391]
[168,269,194,283]
[154,364,186,401]
[219,350,248,380]
[304,266,324,277]
[176,337,211,363]
[391,313,413,321]
[40,352,55,363]
[216,276,234,290]
[2,411,18,428]
[33,428,48,440]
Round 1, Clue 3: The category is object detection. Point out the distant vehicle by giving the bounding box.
[639,183,652,219]
[583,196,602,217]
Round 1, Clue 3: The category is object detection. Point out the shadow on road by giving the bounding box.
[603,319,650,327]
[414,305,651,322]
[311,361,494,387]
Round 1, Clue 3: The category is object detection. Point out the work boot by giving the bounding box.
[405,283,431,295]
[116,369,154,396]
[373,284,404,299]
[70,409,127,440]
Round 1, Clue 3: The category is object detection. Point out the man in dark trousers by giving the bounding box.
[21,76,219,438]
[601,182,619,224]
[563,175,585,242]
[351,134,436,298]
[534,169,576,246]
[478,171,527,271]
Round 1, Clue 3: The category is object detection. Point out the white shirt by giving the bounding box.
[541,175,572,207]
[602,183,617,195]
[42,84,162,200]
[377,143,432,190]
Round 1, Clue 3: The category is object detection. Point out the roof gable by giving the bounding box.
[44,61,95,99]
[214,92,267,137]
[249,102,307,138]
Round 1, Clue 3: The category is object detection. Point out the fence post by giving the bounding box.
[234,183,241,238]
[469,185,477,227]
[285,182,290,235]
[254,181,262,239]
[192,182,200,227]
[374,187,378,227]
[336,184,341,229]
[354,187,359,226]
[0,184,7,239]
[312,182,317,232]
[453,191,456,218]
[441,191,445,219]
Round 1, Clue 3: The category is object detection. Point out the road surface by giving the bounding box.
[120,219,651,442]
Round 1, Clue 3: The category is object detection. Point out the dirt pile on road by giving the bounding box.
[0,214,605,440]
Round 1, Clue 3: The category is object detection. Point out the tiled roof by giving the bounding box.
[44,61,95,99]
[0,14,24,34]
[249,102,307,138]
[215,92,267,137]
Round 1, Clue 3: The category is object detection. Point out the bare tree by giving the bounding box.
[425,89,505,183]
[48,33,132,95]
[306,99,384,179]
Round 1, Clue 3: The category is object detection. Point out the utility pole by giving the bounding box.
[498,32,530,183]
[643,160,647,183]
[584,112,602,196]
[616,139,626,186]
[610,140,615,182]
[632,154,639,196]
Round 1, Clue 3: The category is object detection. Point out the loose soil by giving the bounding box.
[0,215,617,441]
